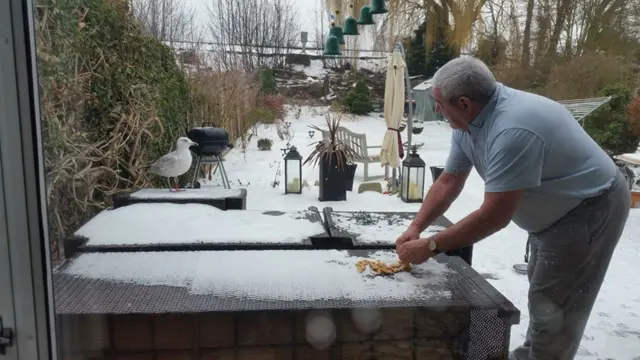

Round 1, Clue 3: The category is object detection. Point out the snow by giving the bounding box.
[76,204,324,246]
[195,106,640,359]
[330,211,446,245]
[129,188,243,199]
[292,60,329,78]
[63,250,453,301]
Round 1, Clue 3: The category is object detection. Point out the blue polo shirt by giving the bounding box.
[444,83,617,233]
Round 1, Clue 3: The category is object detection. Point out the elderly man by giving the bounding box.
[396,56,630,360]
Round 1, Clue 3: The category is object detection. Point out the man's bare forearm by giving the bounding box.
[409,172,467,233]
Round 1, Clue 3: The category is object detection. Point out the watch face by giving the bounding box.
[429,240,436,251]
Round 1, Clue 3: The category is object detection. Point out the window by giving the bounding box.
[2,0,638,359]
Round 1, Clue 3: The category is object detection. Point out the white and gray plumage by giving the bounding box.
[147,137,197,191]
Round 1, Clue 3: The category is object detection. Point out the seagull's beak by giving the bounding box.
[191,141,198,147]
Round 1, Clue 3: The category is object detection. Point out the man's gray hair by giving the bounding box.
[432,56,497,104]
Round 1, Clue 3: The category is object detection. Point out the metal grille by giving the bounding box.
[467,308,510,359]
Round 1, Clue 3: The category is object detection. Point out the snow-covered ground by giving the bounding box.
[202,106,640,359]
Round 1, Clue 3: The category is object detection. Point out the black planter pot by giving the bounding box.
[430,166,445,182]
[319,154,347,201]
[412,127,424,134]
[345,163,358,191]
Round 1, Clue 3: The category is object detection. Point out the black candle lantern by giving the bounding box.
[401,146,426,203]
[284,146,303,194]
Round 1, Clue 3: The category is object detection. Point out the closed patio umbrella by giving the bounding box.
[380,50,406,169]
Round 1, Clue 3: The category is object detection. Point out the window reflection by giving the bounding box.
[31,0,639,359]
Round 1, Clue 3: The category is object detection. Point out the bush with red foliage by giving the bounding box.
[257,94,286,122]
[626,96,640,136]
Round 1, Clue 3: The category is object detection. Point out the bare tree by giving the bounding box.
[206,0,300,71]
[130,0,197,44]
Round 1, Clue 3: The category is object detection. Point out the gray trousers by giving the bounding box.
[510,170,630,360]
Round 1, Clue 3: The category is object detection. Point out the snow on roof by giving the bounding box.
[60,250,453,301]
[557,96,612,122]
[75,203,325,246]
[615,153,640,166]
[413,78,433,92]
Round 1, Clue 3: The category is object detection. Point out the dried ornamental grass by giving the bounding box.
[303,114,360,170]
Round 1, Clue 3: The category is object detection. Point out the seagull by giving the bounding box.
[146,137,197,192]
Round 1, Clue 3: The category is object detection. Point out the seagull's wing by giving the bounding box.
[149,151,178,175]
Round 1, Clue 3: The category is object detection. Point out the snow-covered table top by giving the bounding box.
[112,188,247,210]
[71,204,326,250]
[129,188,244,199]
[325,210,450,246]
[53,249,520,317]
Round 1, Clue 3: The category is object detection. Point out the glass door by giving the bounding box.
[0,184,16,359]
[0,0,57,359]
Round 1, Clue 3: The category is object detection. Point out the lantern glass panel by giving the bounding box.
[408,167,425,201]
[402,164,411,199]
[402,165,425,201]
[286,158,302,193]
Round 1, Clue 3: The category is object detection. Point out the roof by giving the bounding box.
[412,78,433,92]
[615,153,640,165]
[410,84,611,124]
[557,96,612,122]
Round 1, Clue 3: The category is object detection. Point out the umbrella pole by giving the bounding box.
[390,42,413,192]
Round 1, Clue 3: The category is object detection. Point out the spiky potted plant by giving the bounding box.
[305,114,359,201]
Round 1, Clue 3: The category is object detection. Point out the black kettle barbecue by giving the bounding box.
[187,125,234,189]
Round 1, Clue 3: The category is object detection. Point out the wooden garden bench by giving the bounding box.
[321,126,388,182]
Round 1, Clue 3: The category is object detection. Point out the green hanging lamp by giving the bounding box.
[330,24,346,45]
[324,22,341,57]
[343,4,360,35]
[370,0,389,15]
[343,16,359,35]
[357,5,375,25]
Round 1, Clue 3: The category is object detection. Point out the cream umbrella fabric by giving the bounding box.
[380,50,406,169]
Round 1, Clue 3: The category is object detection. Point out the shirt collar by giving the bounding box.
[469,83,502,129]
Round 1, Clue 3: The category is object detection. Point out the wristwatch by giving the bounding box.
[427,239,442,254]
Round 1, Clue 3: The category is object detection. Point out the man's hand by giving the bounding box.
[395,226,421,251]
[397,238,434,264]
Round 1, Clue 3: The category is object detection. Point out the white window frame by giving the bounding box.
[0,0,58,359]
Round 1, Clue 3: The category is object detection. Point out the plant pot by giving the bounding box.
[319,154,347,201]
[345,163,358,191]
[412,127,424,134]
[631,191,640,209]
[429,166,445,182]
